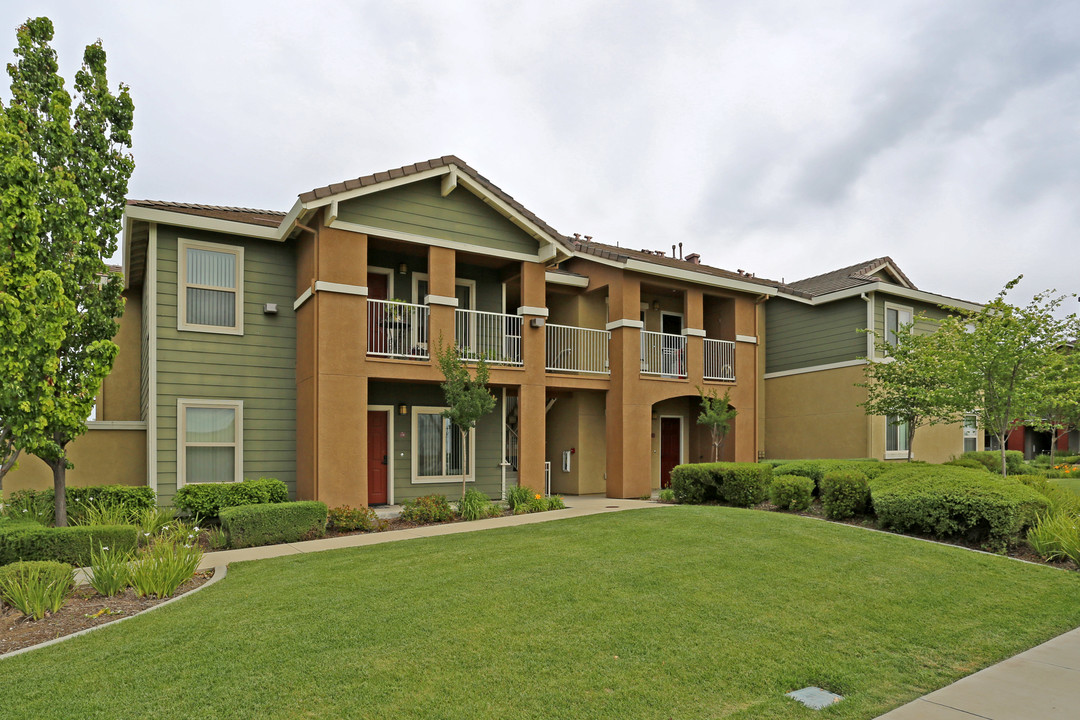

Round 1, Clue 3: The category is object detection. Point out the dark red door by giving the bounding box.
[367,411,388,505]
[660,417,681,489]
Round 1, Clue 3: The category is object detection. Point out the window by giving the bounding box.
[886,414,910,458]
[964,414,979,453]
[412,406,473,483]
[885,303,913,347]
[178,399,242,486]
[178,239,243,334]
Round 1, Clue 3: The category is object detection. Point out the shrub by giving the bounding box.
[0,524,138,566]
[399,495,455,523]
[658,488,676,503]
[870,465,1049,543]
[219,501,328,549]
[669,463,722,504]
[128,538,203,598]
[459,489,496,521]
[770,461,824,486]
[962,450,1024,475]
[771,460,889,493]
[943,457,990,472]
[769,475,814,511]
[0,561,75,620]
[88,544,133,597]
[6,486,155,526]
[820,470,871,520]
[328,505,383,532]
[719,463,772,507]
[174,477,289,520]
[1027,512,1080,565]
[1010,475,1080,516]
[546,495,566,511]
[506,485,535,512]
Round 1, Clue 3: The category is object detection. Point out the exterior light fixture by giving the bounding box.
[398,262,408,276]
[397,403,408,416]
[651,300,660,311]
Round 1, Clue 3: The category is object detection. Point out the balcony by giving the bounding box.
[640,331,686,378]
[455,308,523,366]
[703,338,736,381]
[367,299,429,360]
[545,324,610,375]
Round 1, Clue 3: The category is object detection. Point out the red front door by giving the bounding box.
[660,417,681,489]
[367,411,388,505]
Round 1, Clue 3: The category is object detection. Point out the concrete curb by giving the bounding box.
[0,565,227,661]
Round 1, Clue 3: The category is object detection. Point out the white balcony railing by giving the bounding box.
[545,324,610,374]
[455,309,522,365]
[703,338,736,381]
[641,331,686,378]
[367,299,429,360]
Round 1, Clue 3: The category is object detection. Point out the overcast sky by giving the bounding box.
[3,1,1078,307]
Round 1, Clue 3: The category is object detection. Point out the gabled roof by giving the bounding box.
[787,256,915,297]
[126,200,286,228]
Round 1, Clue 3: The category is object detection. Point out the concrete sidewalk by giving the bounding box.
[196,494,663,571]
[876,626,1080,719]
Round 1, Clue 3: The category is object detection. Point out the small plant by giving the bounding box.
[546,495,566,511]
[128,538,203,599]
[132,505,174,537]
[526,493,548,513]
[206,527,229,550]
[1027,512,1080,565]
[72,499,132,527]
[458,489,495,521]
[769,474,814,511]
[328,505,382,532]
[0,561,75,620]
[399,495,455,523]
[658,488,676,503]
[88,544,133,597]
[506,485,534,512]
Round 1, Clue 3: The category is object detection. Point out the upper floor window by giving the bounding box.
[178,239,244,335]
[885,303,913,347]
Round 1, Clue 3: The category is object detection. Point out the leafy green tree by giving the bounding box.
[435,340,496,501]
[859,316,960,461]
[2,17,133,524]
[934,278,1079,476]
[1033,349,1080,465]
[697,387,737,462]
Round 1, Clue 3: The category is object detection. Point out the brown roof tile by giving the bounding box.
[573,239,781,290]
[126,200,285,228]
[787,256,915,296]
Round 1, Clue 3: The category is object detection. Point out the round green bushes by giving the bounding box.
[962,450,1024,475]
[943,457,990,472]
[719,464,772,507]
[669,464,718,504]
[820,470,870,519]
[769,474,814,511]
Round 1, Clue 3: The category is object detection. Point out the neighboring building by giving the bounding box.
[5,157,775,504]
[763,257,984,463]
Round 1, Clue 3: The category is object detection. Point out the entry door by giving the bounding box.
[367,410,389,505]
[660,417,681,489]
[660,313,684,376]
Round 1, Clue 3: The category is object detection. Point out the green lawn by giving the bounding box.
[1051,476,1080,495]
[3,507,1080,719]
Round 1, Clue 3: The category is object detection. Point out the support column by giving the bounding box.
[518,383,547,494]
[517,261,548,494]
[605,274,650,497]
[427,246,456,354]
[684,288,704,384]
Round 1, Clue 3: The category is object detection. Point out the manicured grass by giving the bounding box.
[3,507,1080,719]
[1051,476,1080,495]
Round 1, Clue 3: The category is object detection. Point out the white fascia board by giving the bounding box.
[327,219,544,264]
[786,283,982,312]
[864,261,914,289]
[124,207,285,241]
[545,271,589,288]
[293,286,313,311]
[621,258,780,296]
[300,166,451,209]
[452,170,570,258]
[122,217,132,287]
[763,359,868,379]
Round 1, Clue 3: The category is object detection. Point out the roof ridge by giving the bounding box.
[127,199,286,216]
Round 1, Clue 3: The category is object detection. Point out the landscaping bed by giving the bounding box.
[0,571,212,656]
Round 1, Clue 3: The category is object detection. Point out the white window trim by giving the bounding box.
[411,273,477,309]
[883,301,914,349]
[885,414,910,459]
[177,238,244,335]
[176,398,243,488]
[410,405,476,484]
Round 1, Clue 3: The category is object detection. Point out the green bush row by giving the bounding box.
[771,459,890,489]
[961,450,1024,475]
[219,501,328,549]
[4,485,155,525]
[769,475,813,511]
[0,524,138,566]
[820,470,870,520]
[870,465,1048,543]
[174,477,288,520]
[670,462,772,507]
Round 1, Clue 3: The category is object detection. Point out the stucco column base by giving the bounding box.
[517,383,547,494]
[605,393,653,498]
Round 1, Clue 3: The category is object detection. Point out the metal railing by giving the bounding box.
[454,309,523,365]
[640,331,686,378]
[367,299,429,359]
[703,338,736,381]
[545,324,610,374]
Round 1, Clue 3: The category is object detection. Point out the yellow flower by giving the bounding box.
[534,494,542,500]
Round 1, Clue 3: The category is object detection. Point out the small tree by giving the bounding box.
[933,278,1079,476]
[4,17,134,524]
[859,317,960,461]
[697,387,737,462]
[1033,349,1080,465]
[435,340,496,501]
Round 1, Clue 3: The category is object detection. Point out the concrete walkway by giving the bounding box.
[195,494,662,571]
[875,625,1080,719]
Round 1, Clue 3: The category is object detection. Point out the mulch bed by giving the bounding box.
[0,571,213,657]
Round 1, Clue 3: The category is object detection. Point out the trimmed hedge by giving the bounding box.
[670,463,722,504]
[174,477,289,520]
[943,457,990,472]
[962,450,1024,475]
[870,465,1048,543]
[771,460,889,492]
[5,485,156,525]
[820,470,870,519]
[219,501,328,549]
[769,474,814,511]
[670,462,771,507]
[0,524,138,566]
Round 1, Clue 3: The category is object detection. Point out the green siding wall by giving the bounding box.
[873,294,950,342]
[339,178,541,257]
[766,297,867,373]
[368,383,504,502]
[154,226,297,505]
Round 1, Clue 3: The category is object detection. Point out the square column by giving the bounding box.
[427,246,457,354]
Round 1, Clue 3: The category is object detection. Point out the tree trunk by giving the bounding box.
[999,439,1008,477]
[907,423,916,462]
[49,457,68,527]
[712,429,719,462]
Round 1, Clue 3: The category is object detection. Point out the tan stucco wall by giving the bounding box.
[870,418,977,464]
[650,397,692,490]
[765,364,870,460]
[3,428,147,495]
[545,391,606,495]
[101,289,143,422]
